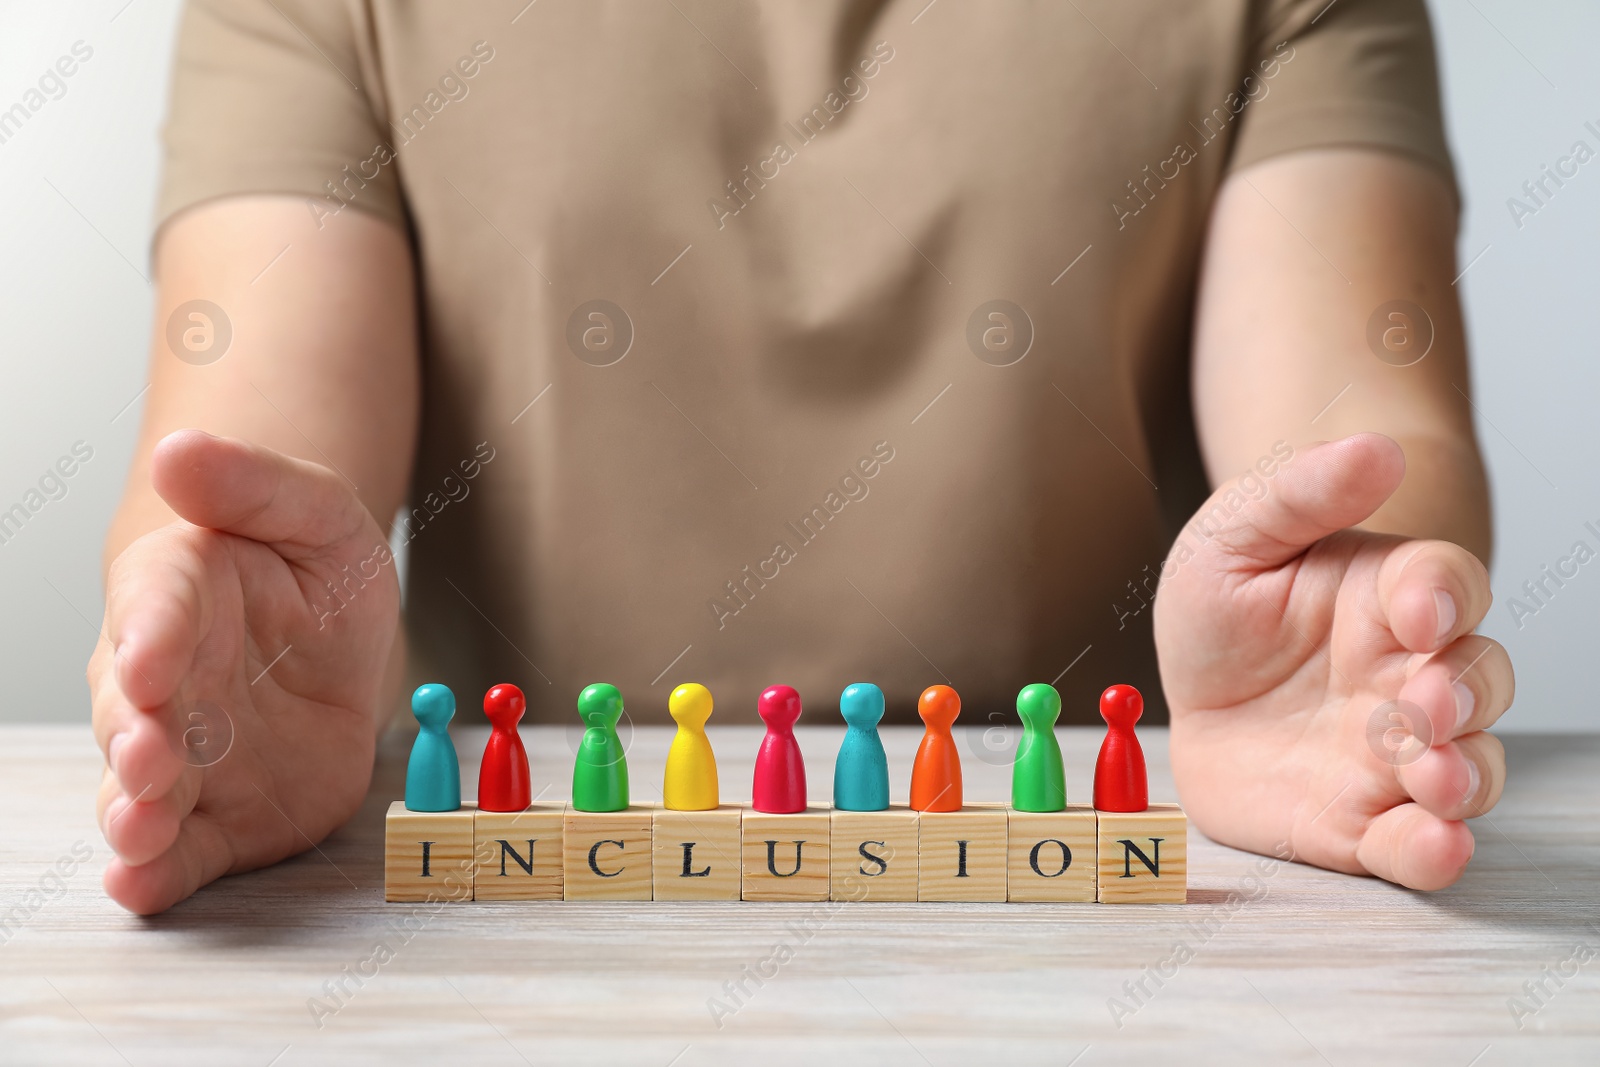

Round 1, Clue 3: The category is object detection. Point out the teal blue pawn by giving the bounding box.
[833,682,889,811]
[405,683,461,812]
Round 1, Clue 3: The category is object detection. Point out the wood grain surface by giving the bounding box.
[473,802,565,901]
[562,806,654,901]
[830,806,919,902]
[1,724,1597,1065]
[1008,805,1097,903]
[383,801,476,904]
[653,806,742,902]
[917,803,1008,902]
[1095,803,1187,904]
[741,806,831,902]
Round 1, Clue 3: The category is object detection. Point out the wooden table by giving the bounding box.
[2,724,1597,1065]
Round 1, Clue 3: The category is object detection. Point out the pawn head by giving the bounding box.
[412,683,455,729]
[1100,684,1144,728]
[577,682,624,729]
[758,685,802,730]
[839,682,885,729]
[483,683,526,728]
[668,682,713,728]
[918,684,961,729]
[1016,682,1061,729]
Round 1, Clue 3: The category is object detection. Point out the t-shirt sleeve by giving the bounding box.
[1228,0,1457,192]
[156,0,404,235]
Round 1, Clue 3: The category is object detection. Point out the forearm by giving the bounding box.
[1357,432,1489,560]
[1193,149,1491,562]
[107,196,421,718]
[107,196,421,570]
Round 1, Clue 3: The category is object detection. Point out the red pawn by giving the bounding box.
[478,683,531,812]
[1093,684,1148,813]
[752,685,806,813]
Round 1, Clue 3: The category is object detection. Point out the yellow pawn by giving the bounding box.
[664,683,719,811]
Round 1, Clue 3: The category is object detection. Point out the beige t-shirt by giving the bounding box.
[158,0,1455,725]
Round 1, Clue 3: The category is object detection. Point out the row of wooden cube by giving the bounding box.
[385,801,1186,905]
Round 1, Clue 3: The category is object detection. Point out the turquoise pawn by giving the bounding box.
[833,682,889,811]
[572,682,629,812]
[405,683,461,812]
[1011,683,1066,812]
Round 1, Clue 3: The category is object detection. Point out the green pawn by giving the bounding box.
[1011,683,1066,812]
[572,682,629,812]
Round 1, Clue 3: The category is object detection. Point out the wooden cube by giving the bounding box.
[1007,805,1097,902]
[829,806,919,901]
[563,806,654,900]
[918,803,1007,902]
[741,805,830,901]
[474,802,566,901]
[653,806,742,901]
[385,801,476,903]
[1096,803,1187,904]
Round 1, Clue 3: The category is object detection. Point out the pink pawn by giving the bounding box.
[752,685,806,813]
[478,683,531,812]
[1093,684,1148,813]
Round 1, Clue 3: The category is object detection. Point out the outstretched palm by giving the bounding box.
[1156,434,1512,890]
[92,431,400,913]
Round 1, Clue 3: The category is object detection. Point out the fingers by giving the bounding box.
[1384,632,1509,824]
[1398,634,1515,744]
[1354,802,1475,891]
[93,525,231,844]
[150,429,371,555]
[1377,540,1493,655]
[104,526,218,710]
[90,630,188,812]
[1396,731,1506,822]
[91,676,191,864]
[101,809,236,916]
[1186,433,1405,571]
[1376,559,1508,828]
[97,764,202,867]
[1454,732,1507,817]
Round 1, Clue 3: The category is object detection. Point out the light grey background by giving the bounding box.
[0,1,1594,728]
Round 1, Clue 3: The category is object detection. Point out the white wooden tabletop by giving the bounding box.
[1,723,1597,1065]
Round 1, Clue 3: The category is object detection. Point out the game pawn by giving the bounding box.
[833,682,889,812]
[478,683,531,812]
[663,682,719,811]
[1093,683,1148,812]
[910,684,962,812]
[1012,682,1066,813]
[386,684,475,902]
[745,684,828,900]
[572,682,629,813]
[406,683,462,812]
[752,684,806,813]
[1092,683,1187,903]
[829,681,916,901]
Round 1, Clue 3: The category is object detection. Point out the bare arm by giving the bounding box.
[1164,149,1511,892]
[110,196,419,567]
[93,196,419,912]
[1193,149,1491,561]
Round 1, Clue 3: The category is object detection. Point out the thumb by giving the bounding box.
[151,430,376,556]
[108,431,385,706]
[1182,434,1405,572]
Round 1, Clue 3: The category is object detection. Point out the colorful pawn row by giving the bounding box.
[403,679,1153,817]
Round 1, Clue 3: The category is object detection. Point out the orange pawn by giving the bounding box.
[910,685,962,812]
